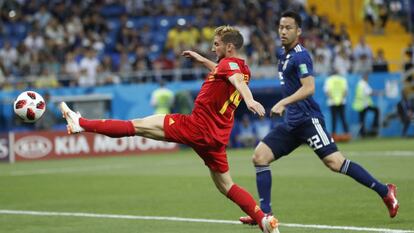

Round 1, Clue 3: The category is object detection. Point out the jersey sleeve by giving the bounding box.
[295,52,313,79]
[216,59,242,80]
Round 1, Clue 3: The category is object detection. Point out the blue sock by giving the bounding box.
[256,165,272,214]
[340,159,388,197]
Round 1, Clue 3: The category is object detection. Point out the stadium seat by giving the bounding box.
[107,18,121,31]
[100,4,127,17]
[131,17,155,29]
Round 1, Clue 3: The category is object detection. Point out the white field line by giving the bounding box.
[0,209,412,233]
[2,164,133,176]
[345,151,414,157]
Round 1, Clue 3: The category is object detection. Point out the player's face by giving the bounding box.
[278,17,301,49]
[212,36,226,61]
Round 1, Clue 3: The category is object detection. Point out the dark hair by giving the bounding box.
[281,11,302,28]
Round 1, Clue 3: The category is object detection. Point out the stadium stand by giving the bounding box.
[1,0,414,140]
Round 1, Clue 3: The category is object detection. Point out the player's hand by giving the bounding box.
[270,101,285,117]
[182,50,203,62]
[246,100,265,117]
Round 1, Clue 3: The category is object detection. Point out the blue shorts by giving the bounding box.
[262,117,338,159]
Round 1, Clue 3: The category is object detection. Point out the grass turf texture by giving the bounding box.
[0,138,413,232]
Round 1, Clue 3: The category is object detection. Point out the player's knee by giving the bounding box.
[252,151,270,166]
[214,181,233,195]
[324,159,341,172]
[322,153,345,172]
[217,184,229,195]
[131,119,144,134]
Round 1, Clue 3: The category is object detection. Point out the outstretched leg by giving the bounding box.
[322,151,399,218]
[60,102,166,140]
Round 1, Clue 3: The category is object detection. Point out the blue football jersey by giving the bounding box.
[277,44,324,126]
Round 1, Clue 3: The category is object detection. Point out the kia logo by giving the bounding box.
[14,136,52,159]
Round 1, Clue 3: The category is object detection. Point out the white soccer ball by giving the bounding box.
[13,91,46,123]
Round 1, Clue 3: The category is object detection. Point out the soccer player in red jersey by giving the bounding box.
[60,25,280,233]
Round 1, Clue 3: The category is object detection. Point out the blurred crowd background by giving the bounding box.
[1,0,414,143]
[0,0,412,89]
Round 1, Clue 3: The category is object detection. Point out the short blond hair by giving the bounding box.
[214,25,244,49]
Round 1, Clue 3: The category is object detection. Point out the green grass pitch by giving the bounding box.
[0,138,413,233]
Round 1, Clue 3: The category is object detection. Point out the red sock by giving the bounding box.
[79,118,135,138]
[227,184,265,229]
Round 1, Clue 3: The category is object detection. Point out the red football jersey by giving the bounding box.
[192,57,251,145]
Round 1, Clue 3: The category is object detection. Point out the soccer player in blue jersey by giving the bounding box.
[240,11,399,225]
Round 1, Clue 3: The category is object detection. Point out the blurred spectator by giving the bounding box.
[333,47,352,76]
[235,19,252,46]
[152,49,175,82]
[166,21,200,53]
[353,53,373,74]
[65,14,83,48]
[132,46,153,82]
[133,46,152,70]
[166,23,184,51]
[402,67,414,98]
[98,55,120,85]
[33,4,52,29]
[403,37,414,71]
[335,23,351,42]
[62,51,80,86]
[172,90,193,114]
[79,47,99,87]
[0,41,18,71]
[139,24,154,47]
[383,90,414,137]
[150,80,174,114]
[372,48,389,72]
[377,2,389,34]
[324,70,351,140]
[305,5,320,30]
[314,41,332,75]
[82,30,105,53]
[253,117,272,141]
[45,17,65,47]
[389,0,407,30]
[16,44,31,77]
[235,115,256,148]
[24,30,45,52]
[119,51,133,81]
[353,36,373,60]
[34,67,59,88]
[251,57,277,79]
[44,52,61,76]
[363,0,378,33]
[115,14,138,53]
[84,12,108,35]
[0,60,6,88]
[51,1,71,23]
[313,52,330,76]
[352,73,380,137]
[183,22,201,50]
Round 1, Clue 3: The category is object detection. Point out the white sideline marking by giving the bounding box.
[2,164,133,176]
[347,151,414,157]
[0,209,412,232]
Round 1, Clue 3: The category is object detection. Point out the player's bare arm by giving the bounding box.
[228,73,265,117]
[181,50,217,72]
[270,75,315,116]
